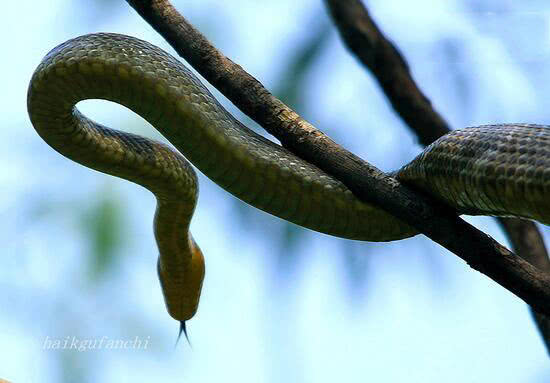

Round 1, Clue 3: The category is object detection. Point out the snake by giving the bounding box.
[27,33,550,334]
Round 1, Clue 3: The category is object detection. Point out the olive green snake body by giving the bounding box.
[27,34,550,326]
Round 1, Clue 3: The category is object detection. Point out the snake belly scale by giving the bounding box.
[27,33,550,326]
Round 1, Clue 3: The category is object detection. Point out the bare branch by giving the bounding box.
[325,0,550,351]
[324,0,449,146]
[124,0,550,315]
[499,218,550,354]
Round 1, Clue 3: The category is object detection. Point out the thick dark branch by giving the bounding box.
[125,0,550,315]
[325,0,550,351]
[324,0,449,146]
[499,218,550,354]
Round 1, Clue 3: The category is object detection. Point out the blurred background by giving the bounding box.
[2,0,550,381]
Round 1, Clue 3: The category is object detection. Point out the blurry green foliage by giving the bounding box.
[79,186,125,281]
[274,20,332,110]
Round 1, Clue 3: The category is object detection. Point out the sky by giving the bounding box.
[2,0,550,382]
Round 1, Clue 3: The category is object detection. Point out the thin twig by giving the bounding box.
[125,0,550,315]
[324,0,550,352]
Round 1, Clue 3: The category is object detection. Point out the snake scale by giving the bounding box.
[27,33,550,330]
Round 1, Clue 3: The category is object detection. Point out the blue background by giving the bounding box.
[2,0,549,381]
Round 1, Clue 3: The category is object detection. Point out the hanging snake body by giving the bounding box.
[27,33,550,325]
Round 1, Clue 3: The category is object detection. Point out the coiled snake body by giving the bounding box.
[27,34,550,327]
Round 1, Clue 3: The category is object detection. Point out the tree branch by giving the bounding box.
[499,218,550,354]
[324,0,550,352]
[324,0,450,146]
[125,0,550,315]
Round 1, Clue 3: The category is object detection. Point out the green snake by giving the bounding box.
[27,33,550,332]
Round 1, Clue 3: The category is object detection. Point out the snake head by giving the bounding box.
[157,235,205,323]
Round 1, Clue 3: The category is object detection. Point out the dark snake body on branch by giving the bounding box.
[27,33,550,327]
